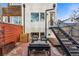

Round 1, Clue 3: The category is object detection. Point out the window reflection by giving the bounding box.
[31,13,39,22]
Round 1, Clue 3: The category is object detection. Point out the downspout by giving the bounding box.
[8,3,10,23]
[23,4,25,33]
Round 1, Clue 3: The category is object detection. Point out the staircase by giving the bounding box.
[49,27,79,56]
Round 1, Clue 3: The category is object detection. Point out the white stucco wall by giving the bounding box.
[24,3,53,33]
[9,3,56,38]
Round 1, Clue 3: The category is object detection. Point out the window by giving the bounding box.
[10,16,22,25]
[31,12,45,22]
[31,13,39,22]
[3,16,8,23]
[40,13,44,21]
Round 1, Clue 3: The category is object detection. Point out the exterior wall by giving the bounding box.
[0,23,23,46]
[24,3,53,33]
[9,3,23,25]
[9,3,56,38]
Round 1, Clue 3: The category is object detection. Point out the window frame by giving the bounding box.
[40,12,45,21]
[31,12,45,22]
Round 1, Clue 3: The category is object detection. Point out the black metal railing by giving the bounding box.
[50,27,71,56]
[59,28,79,47]
[50,27,79,55]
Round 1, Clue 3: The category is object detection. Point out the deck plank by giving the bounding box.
[6,42,62,56]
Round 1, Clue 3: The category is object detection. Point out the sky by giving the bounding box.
[0,3,8,7]
[57,3,79,21]
[0,3,8,15]
[0,3,79,21]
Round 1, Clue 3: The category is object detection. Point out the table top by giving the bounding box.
[28,43,50,48]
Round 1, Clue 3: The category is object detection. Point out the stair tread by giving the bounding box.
[66,46,78,52]
[61,40,70,42]
[62,42,72,45]
[65,44,78,47]
[70,51,79,53]
[71,53,79,56]
[69,48,79,52]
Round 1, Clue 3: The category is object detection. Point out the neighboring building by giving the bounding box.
[63,18,78,23]
[75,17,79,22]
[8,3,22,25]
[0,3,22,25]
[58,18,79,27]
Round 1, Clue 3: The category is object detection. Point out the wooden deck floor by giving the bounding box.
[6,42,62,56]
